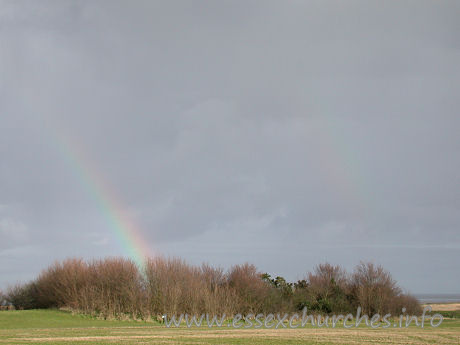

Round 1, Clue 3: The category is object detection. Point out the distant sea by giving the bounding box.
[414,294,460,303]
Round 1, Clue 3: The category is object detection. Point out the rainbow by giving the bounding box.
[47,121,152,269]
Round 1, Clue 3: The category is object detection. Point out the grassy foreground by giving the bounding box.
[0,309,459,345]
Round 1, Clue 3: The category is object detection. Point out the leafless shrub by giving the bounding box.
[393,293,422,315]
[227,263,270,314]
[34,258,88,309]
[200,263,235,315]
[145,256,189,315]
[308,263,348,299]
[83,257,146,318]
[351,261,401,315]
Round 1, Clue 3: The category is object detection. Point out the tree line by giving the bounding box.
[2,257,421,319]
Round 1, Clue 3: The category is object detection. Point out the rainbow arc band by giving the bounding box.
[52,127,151,269]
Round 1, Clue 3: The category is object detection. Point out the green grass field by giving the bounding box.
[0,309,459,345]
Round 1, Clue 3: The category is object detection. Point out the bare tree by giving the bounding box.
[308,263,348,300]
[351,262,401,315]
[227,263,270,314]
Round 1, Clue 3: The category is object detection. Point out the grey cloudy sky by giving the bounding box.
[1,0,459,293]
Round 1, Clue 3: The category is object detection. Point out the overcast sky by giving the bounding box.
[1,0,459,294]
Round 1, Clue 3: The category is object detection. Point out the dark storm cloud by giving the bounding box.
[1,0,459,292]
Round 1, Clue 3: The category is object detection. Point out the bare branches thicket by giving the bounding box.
[5,258,421,318]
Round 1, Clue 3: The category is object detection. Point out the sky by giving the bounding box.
[0,0,459,294]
